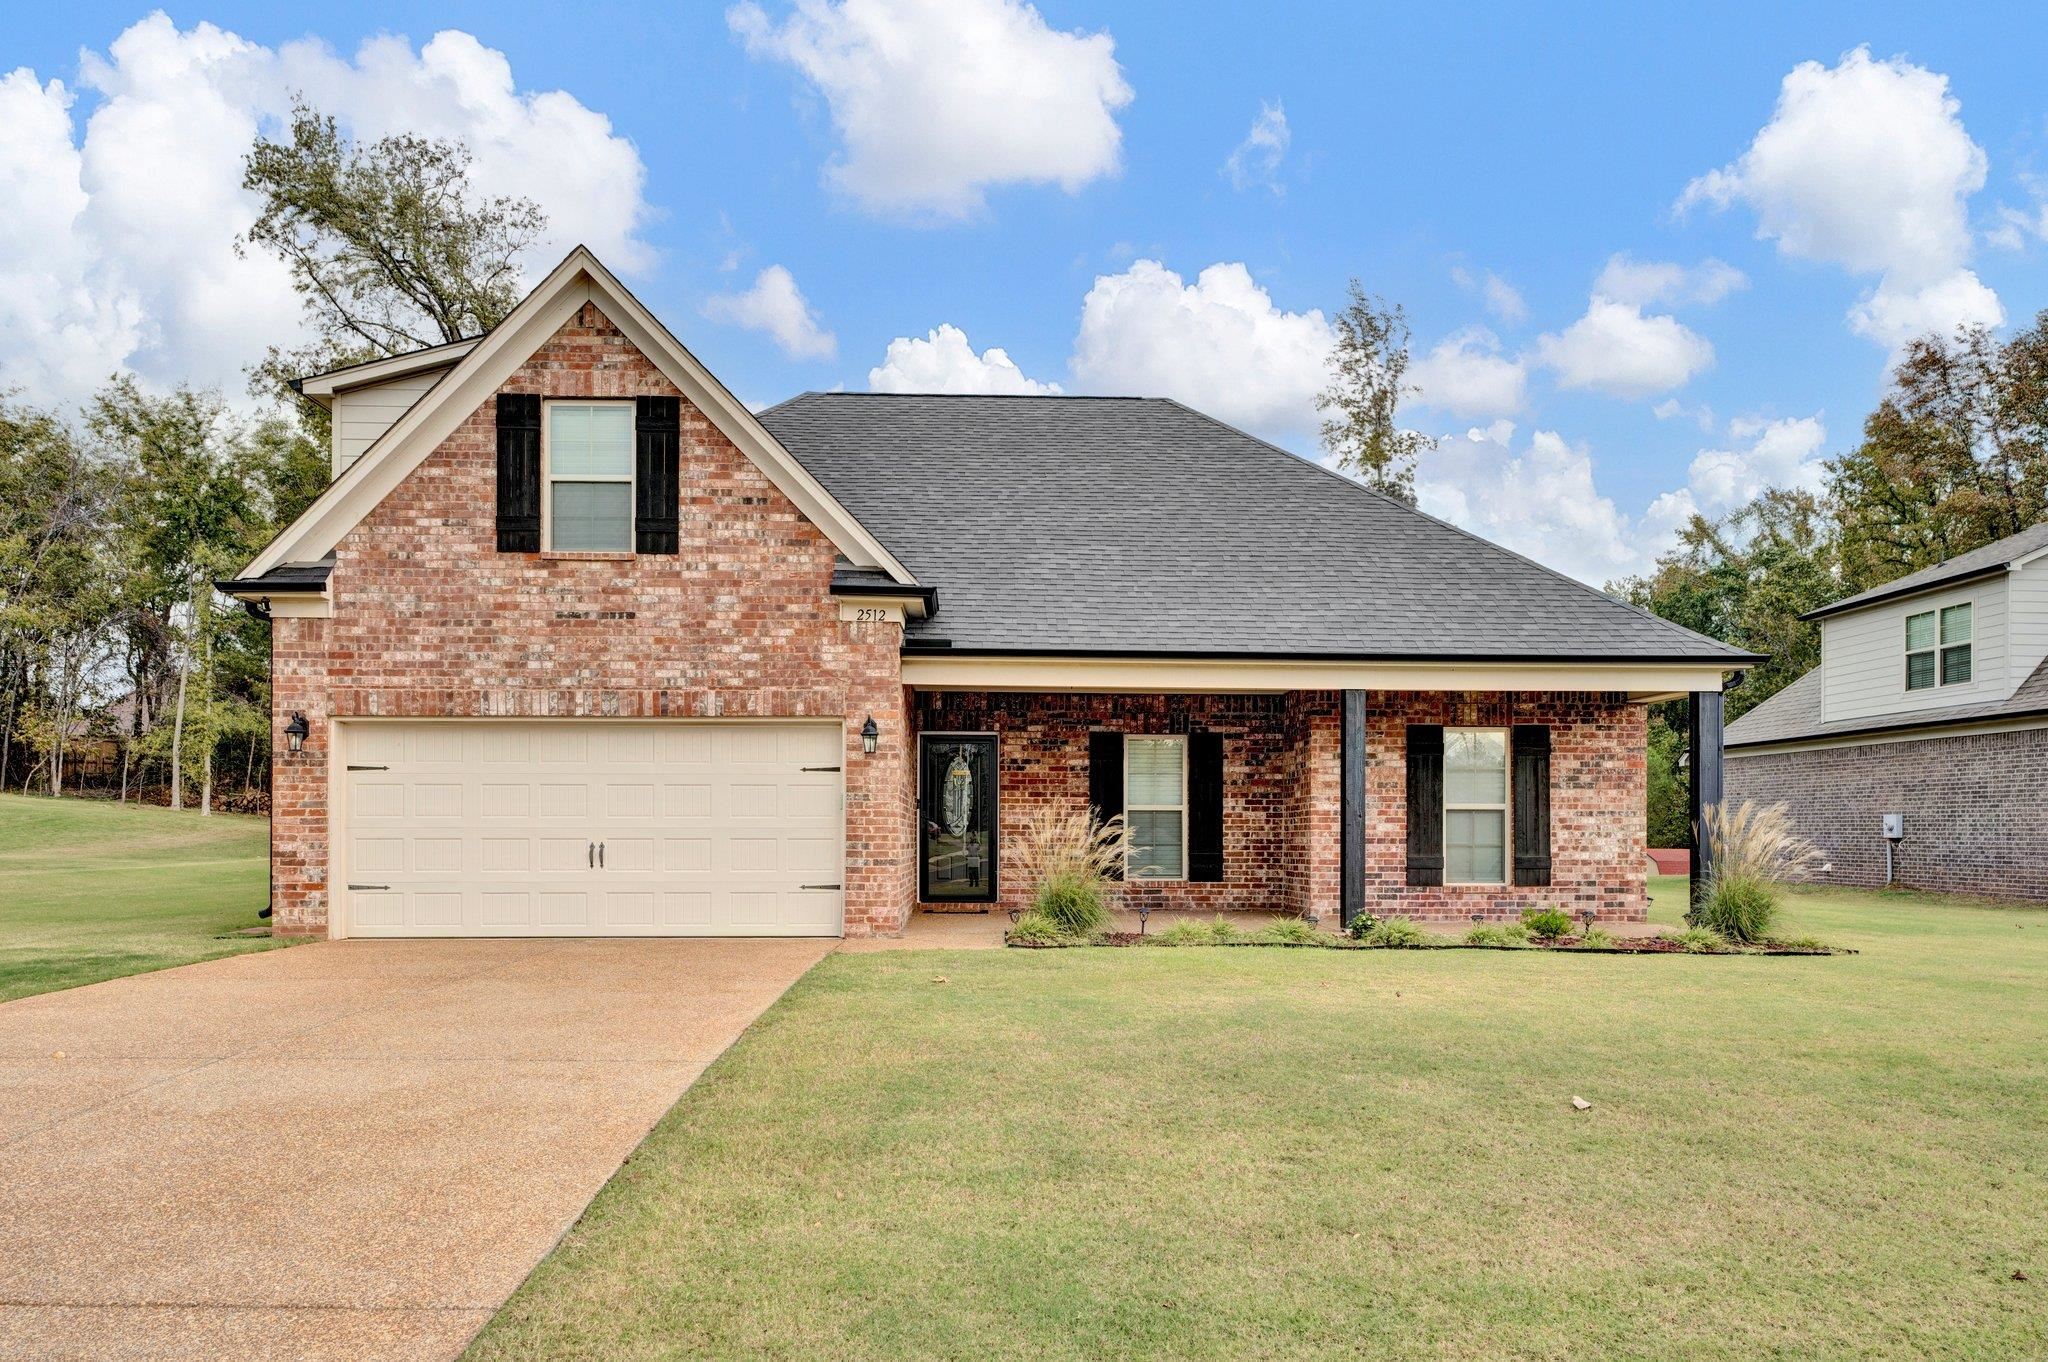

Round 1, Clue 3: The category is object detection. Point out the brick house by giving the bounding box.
[1727,522,2048,900]
[222,248,1751,939]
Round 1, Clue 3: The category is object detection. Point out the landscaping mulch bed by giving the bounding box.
[1010,932,1848,955]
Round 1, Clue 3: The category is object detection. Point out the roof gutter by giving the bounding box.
[898,642,1763,666]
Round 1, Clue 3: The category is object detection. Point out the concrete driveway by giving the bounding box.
[0,937,833,1361]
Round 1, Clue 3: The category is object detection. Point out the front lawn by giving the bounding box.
[472,884,2048,1360]
[0,793,282,1002]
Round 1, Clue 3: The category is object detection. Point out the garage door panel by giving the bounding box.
[343,721,843,938]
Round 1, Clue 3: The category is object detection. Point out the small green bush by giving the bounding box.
[1520,907,1575,941]
[1258,917,1324,946]
[1673,927,1729,954]
[1464,924,1529,948]
[1009,909,1078,945]
[1360,917,1429,948]
[1575,926,1617,950]
[1345,910,1382,941]
[1691,871,1778,944]
[1153,916,1238,946]
[1032,870,1110,937]
[1770,934,1828,952]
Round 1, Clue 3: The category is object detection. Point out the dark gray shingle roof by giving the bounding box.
[759,394,1753,662]
[1804,520,2048,620]
[1727,656,2048,748]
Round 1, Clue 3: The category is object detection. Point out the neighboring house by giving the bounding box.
[1727,522,2048,900]
[221,248,1752,940]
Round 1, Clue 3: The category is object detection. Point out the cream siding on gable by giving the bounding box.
[1820,577,2008,724]
[2003,558,2048,689]
[331,371,445,477]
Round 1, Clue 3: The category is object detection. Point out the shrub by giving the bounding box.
[1153,916,1238,946]
[1009,910,1076,946]
[1520,907,1575,941]
[1464,924,1530,948]
[1673,927,1728,954]
[1360,917,1428,948]
[1575,926,1617,950]
[1258,917,1324,946]
[1689,800,1824,943]
[1032,870,1110,938]
[1345,910,1383,941]
[1694,872,1778,944]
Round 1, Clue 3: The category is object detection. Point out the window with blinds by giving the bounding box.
[1125,736,1186,880]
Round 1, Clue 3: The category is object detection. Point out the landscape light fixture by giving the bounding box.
[284,712,309,754]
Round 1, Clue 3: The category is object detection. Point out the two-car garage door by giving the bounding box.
[340,721,844,937]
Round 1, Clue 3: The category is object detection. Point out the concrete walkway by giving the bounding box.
[0,937,832,1361]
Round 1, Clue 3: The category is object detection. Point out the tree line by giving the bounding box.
[0,102,542,808]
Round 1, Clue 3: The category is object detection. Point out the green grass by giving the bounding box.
[472,883,2048,1361]
[0,792,283,1002]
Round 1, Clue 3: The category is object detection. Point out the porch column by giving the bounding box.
[1340,689,1367,929]
[1687,689,1725,906]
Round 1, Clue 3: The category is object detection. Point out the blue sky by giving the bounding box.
[7,3,2048,584]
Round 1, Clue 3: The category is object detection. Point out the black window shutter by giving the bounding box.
[1512,724,1553,886]
[635,396,680,555]
[1087,730,1125,881]
[495,392,541,552]
[1187,731,1224,883]
[1405,724,1444,886]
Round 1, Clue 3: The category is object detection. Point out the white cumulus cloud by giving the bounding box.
[1417,422,1652,585]
[1407,327,1526,421]
[1678,46,1998,350]
[1684,414,1829,513]
[1592,254,1748,308]
[1069,259,1333,439]
[728,0,1132,221]
[702,265,836,360]
[1534,298,1714,399]
[1223,101,1289,193]
[0,14,653,409]
[868,323,1060,393]
[1450,264,1528,325]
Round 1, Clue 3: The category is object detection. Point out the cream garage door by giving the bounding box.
[341,721,844,937]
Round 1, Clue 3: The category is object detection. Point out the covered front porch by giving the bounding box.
[900,661,1732,931]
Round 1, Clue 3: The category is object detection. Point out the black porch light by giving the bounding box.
[283,711,309,754]
[860,714,879,756]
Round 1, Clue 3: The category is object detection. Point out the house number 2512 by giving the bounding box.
[853,607,892,623]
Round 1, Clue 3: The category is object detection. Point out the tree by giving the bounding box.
[1617,488,1839,722]
[1827,314,2048,590]
[1317,281,1435,503]
[1645,713,1690,849]
[239,100,547,410]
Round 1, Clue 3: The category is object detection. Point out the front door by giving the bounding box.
[919,733,997,904]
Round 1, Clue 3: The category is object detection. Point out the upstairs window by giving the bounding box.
[1905,603,1971,690]
[545,402,634,551]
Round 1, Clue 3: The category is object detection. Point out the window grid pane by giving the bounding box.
[548,404,633,476]
[1126,737,1184,807]
[1905,612,1936,651]
[1906,651,1937,690]
[1128,809,1184,880]
[1941,644,1972,685]
[550,481,633,551]
[1444,730,1507,804]
[1940,603,1971,645]
[1446,809,1506,884]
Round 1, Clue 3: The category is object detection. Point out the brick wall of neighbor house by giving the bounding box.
[1727,727,2048,901]
[269,302,916,937]
[909,689,1647,924]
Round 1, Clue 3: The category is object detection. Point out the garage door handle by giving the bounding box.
[801,883,842,891]
[588,841,595,869]
[801,765,841,772]
[348,884,390,891]
[598,841,606,868]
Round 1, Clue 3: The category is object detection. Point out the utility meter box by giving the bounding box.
[1883,813,1905,841]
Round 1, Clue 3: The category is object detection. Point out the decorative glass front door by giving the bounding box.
[920,734,997,902]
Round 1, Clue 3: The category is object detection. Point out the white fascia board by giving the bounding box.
[294,340,479,408]
[899,654,1736,697]
[241,247,914,585]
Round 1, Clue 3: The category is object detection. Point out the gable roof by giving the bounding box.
[1802,519,2048,621]
[288,338,479,409]
[237,247,915,585]
[759,393,1755,663]
[1727,654,2048,748]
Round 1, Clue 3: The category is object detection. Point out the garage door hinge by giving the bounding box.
[800,883,842,891]
[346,764,388,771]
[801,765,841,772]
[347,883,390,891]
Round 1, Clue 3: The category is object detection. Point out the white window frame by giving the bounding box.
[542,399,636,553]
[1904,600,1973,691]
[1124,734,1188,882]
[1443,726,1510,887]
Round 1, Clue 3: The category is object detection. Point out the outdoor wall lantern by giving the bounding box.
[860,715,879,756]
[284,711,309,754]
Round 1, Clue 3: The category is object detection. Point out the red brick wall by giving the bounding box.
[1727,728,2048,901]
[1366,692,1647,923]
[270,303,914,937]
[909,689,1647,925]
